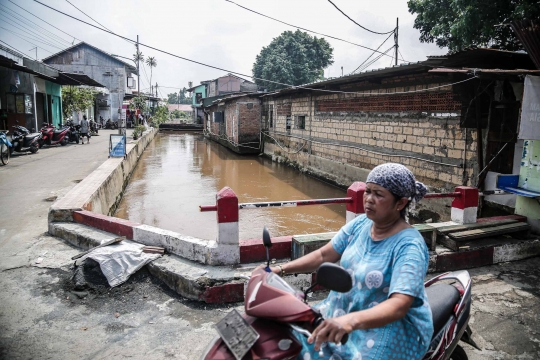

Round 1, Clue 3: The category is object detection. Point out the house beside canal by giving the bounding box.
[258,48,538,220]
[204,93,263,154]
[189,74,258,124]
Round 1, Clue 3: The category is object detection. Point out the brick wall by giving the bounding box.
[204,96,261,148]
[263,85,479,191]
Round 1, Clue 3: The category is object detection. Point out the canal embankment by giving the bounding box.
[48,127,158,223]
[47,130,540,303]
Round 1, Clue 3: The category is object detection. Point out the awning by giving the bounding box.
[56,73,105,87]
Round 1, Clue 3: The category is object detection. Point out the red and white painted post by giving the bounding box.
[346,182,366,223]
[214,187,240,263]
[451,186,479,224]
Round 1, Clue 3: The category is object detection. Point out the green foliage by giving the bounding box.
[148,104,169,127]
[171,109,189,119]
[133,50,144,64]
[129,94,147,113]
[252,30,334,91]
[62,86,97,118]
[408,0,540,51]
[167,89,191,105]
[146,56,157,92]
[132,125,146,140]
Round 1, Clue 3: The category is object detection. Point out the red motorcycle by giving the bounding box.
[39,123,70,147]
[202,228,477,360]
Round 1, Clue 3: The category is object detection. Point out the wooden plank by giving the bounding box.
[71,236,125,260]
[448,223,530,241]
[413,224,438,251]
[437,219,518,234]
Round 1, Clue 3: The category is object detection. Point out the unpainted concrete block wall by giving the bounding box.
[263,85,479,191]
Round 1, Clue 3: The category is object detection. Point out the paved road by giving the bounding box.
[0,129,539,359]
[0,130,114,271]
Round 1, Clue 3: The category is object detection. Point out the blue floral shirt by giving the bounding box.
[297,215,433,360]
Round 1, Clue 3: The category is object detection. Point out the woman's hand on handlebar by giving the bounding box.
[252,264,280,275]
[308,314,355,351]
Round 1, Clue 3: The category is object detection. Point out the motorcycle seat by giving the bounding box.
[426,283,460,334]
[27,133,41,137]
[53,130,64,134]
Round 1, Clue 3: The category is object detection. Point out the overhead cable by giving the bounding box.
[8,0,82,44]
[0,39,30,57]
[0,3,73,46]
[64,0,131,45]
[350,32,393,74]
[32,0,477,96]
[223,0,402,61]
[0,26,63,50]
[326,0,395,35]
[65,0,112,32]
[0,12,68,49]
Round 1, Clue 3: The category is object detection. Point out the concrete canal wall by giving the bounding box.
[48,128,158,222]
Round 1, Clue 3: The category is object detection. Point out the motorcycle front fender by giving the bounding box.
[202,317,302,360]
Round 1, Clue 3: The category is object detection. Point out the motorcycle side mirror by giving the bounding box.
[316,263,353,293]
[262,226,272,272]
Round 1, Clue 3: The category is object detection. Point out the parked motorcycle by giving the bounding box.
[10,125,42,155]
[202,228,476,360]
[90,119,99,135]
[39,123,70,147]
[0,130,11,165]
[104,119,118,130]
[64,120,80,144]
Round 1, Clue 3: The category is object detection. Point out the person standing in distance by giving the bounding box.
[80,115,90,144]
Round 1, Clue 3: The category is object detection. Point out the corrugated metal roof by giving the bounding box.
[42,42,138,73]
[511,20,540,70]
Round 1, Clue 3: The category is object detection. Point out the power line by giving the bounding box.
[0,39,30,57]
[326,0,395,35]
[8,0,80,44]
[223,0,402,61]
[64,0,112,32]
[357,46,395,73]
[0,12,68,50]
[0,3,73,46]
[0,26,62,50]
[32,0,477,96]
[350,32,393,75]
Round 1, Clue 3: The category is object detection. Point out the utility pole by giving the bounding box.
[136,35,140,126]
[178,89,180,110]
[30,47,37,60]
[155,82,158,98]
[394,18,399,66]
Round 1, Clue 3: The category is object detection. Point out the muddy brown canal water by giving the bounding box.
[115,132,346,240]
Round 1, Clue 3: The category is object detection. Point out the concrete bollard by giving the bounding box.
[216,187,239,246]
[346,182,366,223]
[451,186,479,224]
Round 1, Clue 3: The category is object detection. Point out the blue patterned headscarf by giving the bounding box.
[366,163,427,206]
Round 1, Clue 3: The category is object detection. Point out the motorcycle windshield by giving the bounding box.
[266,273,303,297]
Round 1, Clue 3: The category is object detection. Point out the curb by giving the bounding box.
[49,221,540,303]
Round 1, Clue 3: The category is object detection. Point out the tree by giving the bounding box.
[146,56,157,94]
[167,92,179,104]
[252,30,334,91]
[408,0,540,51]
[62,86,97,119]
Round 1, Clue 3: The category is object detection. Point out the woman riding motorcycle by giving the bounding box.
[258,163,434,359]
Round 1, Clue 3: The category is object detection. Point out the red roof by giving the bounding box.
[167,104,192,112]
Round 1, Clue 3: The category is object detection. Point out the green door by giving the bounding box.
[51,96,60,127]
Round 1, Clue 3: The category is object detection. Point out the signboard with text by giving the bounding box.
[109,134,126,158]
[519,75,540,140]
